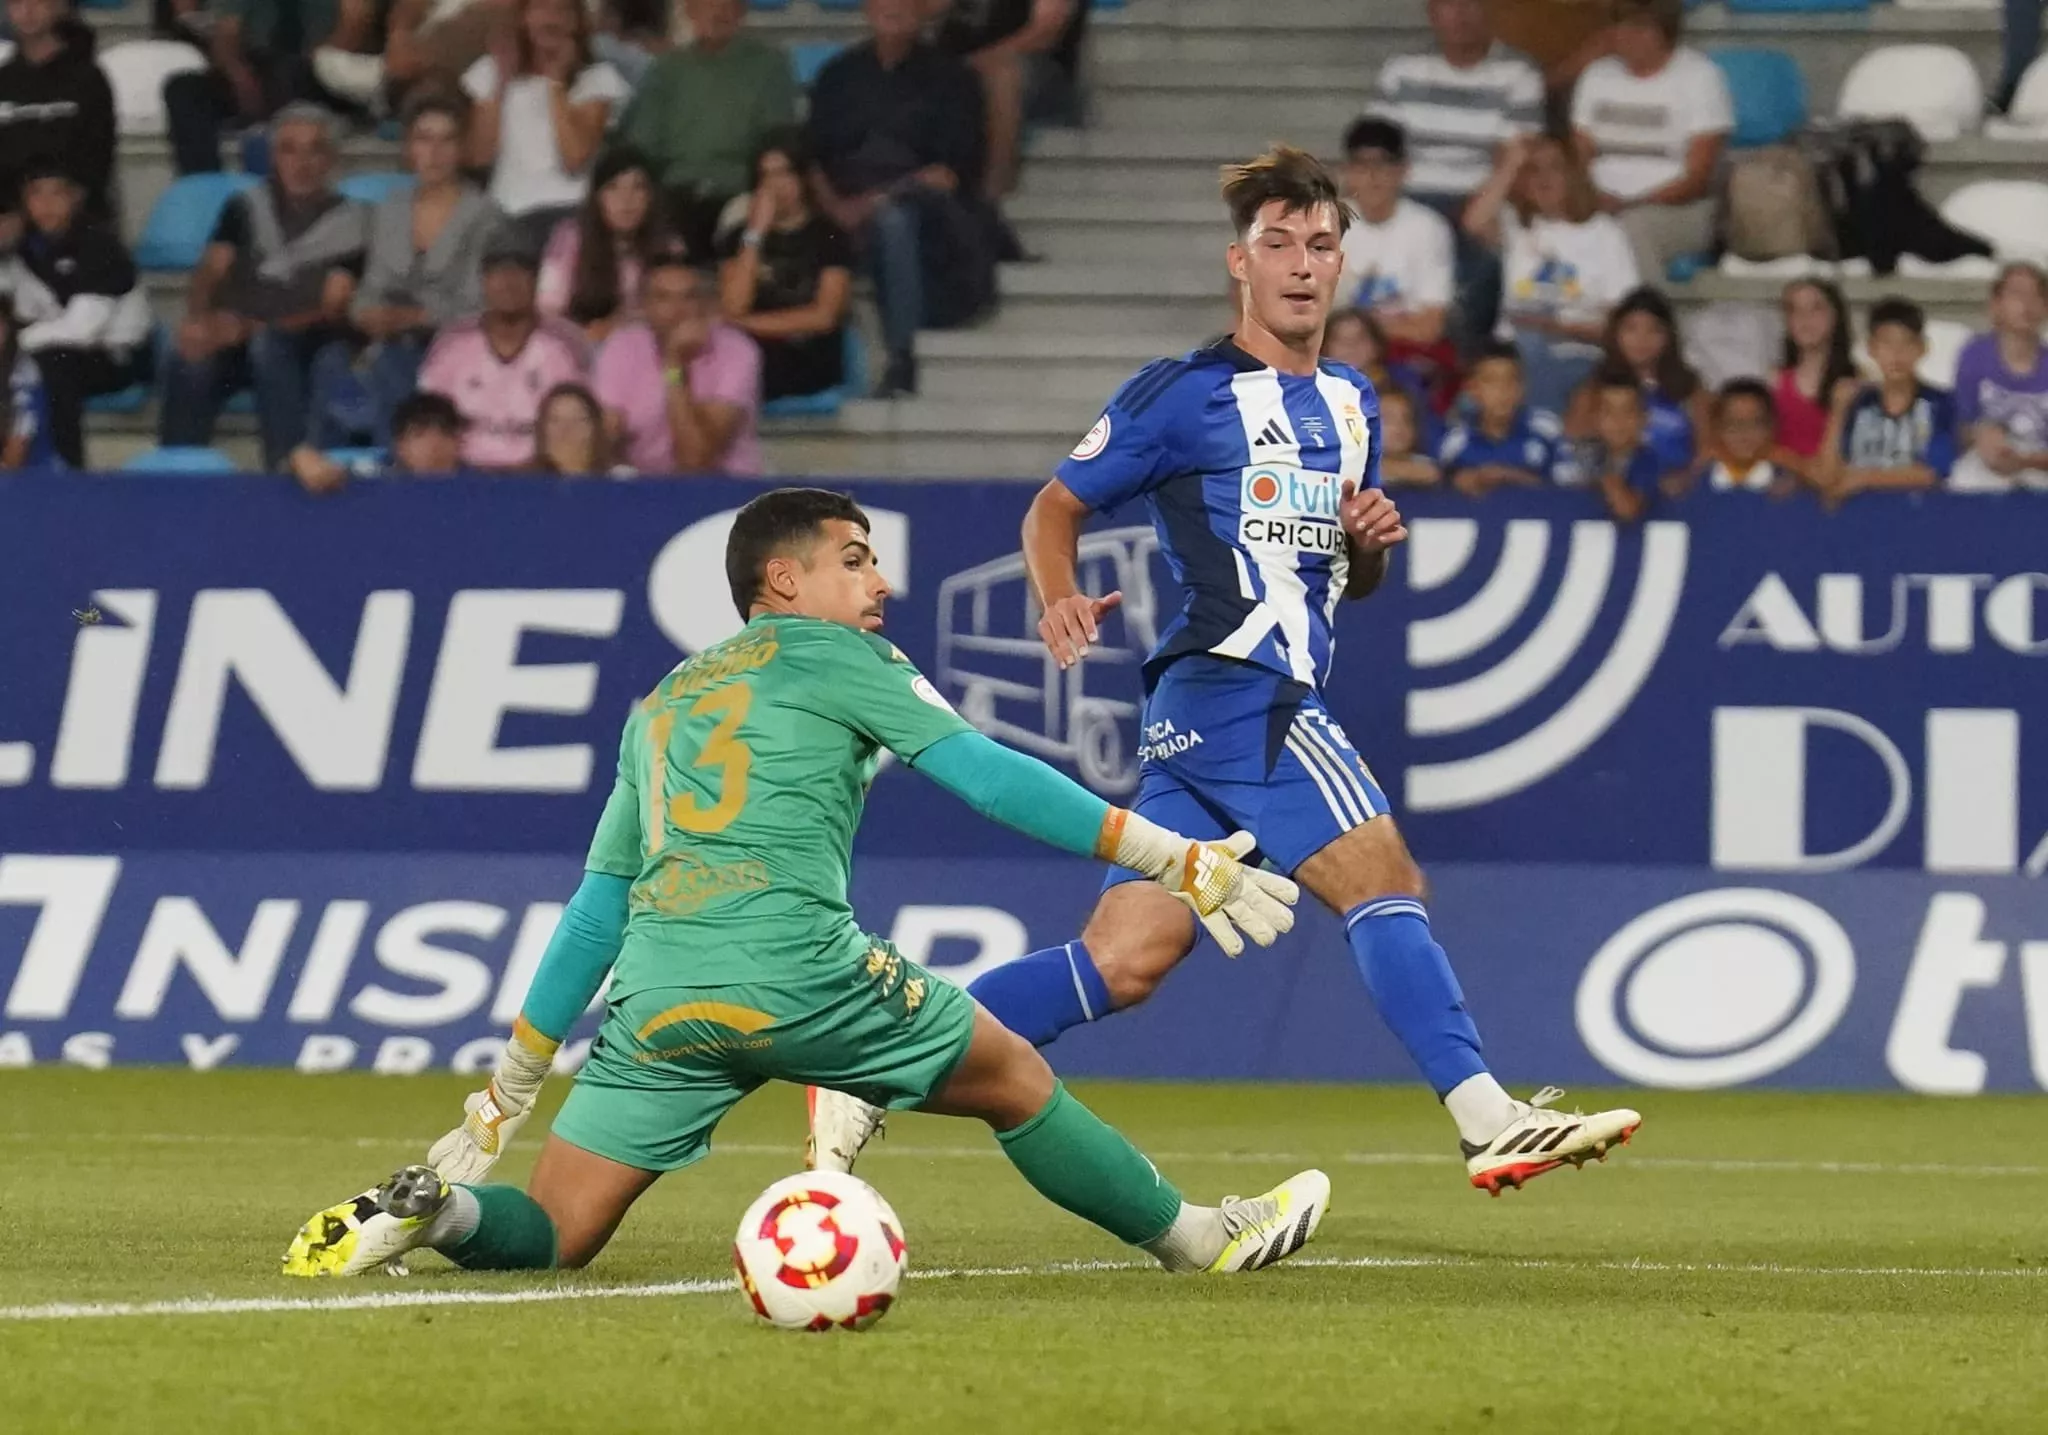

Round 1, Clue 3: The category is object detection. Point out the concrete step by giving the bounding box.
[835,394,1102,437]
[918,328,1199,362]
[1093,89,1367,136]
[763,432,1054,480]
[916,357,1152,404]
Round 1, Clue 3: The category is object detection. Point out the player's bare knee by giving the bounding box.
[1083,900,1193,1011]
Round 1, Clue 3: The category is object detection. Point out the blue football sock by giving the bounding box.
[968,940,1112,1048]
[1344,898,1489,1097]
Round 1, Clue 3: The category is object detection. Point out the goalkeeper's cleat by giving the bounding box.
[1204,1168,1331,1273]
[805,1085,886,1174]
[280,1164,449,1278]
[1463,1087,1641,1196]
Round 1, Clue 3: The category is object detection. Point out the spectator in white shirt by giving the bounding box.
[1373,0,1543,350]
[463,0,632,244]
[1337,117,1456,357]
[1569,0,1730,283]
[1463,133,1640,413]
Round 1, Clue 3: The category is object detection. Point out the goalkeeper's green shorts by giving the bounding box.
[550,937,976,1172]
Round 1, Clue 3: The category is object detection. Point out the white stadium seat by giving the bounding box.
[99,40,209,138]
[1935,181,2048,264]
[1892,0,1994,12]
[1984,55,2048,138]
[1836,44,1984,142]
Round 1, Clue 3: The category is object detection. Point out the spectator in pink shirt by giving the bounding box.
[536,147,679,343]
[592,250,762,475]
[418,229,589,469]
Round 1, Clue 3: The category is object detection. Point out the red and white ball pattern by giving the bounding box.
[733,1171,908,1331]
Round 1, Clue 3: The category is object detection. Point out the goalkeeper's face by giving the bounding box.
[778,519,892,633]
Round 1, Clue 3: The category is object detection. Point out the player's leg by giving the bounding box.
[920,1004,1328,1273]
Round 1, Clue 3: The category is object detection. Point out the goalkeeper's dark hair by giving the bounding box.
[726,487,872,617]
[1220,145,1350,239]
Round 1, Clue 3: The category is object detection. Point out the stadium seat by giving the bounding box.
[135,172,259,271]
[1708,49,1808,149]
[788,41,844,89]
[338,172,414,205]
[1984,55,2048,137]
[99,40,207,137]
[1935,181,2048,263]
[119,446,239,474]
[814,0,861,10]
[1836,45,1984,142]
[1665,253,1710,283]
[1725,0,1866,12]
[760,327,868,418]
[1894,0,1994,11]
[749,0,790,8]
[323,447,388,473]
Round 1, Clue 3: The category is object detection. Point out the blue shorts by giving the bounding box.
[1105,656,1389,889]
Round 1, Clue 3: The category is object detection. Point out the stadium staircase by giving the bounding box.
[79,0,2019,477]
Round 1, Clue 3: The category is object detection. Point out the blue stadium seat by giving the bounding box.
[1709,48,1809,148]
[789,40,844,88]
[85,326,160,416]
[323,447,388,473]
[135,172,259,271]
[1725,0,1866,14]
[814,0,861,10]
[760,327,868,418]
[77,0,125,9]
[750,0,790,9]
[1665,253,1710,283]
[1091,0,1125,8]
[338,172,414,205]
[120,446,239,474]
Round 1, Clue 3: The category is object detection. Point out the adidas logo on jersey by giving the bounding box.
[1251,418,1292,449]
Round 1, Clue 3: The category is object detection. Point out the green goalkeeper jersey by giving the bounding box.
[584,612,974,992]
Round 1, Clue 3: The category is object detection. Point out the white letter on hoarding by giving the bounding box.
[115,897,301,1020]
[51,590,158,788]
[61,1031,112,1068]
[0,1032,33,1066]
[1717,574,1820,651]
[155,590,412,790]
[297,1035,358,1072]
[1919,575,1987,654]
[1885,894,2007,1095]
[181,1033,239,1070]
[1816,574,1907,654]
[1924,710,2019,874]
[1,855,122,1019]
[286,900,371,1022]
[373,1036,436,1074]
[1712,708,1910,872]
[2018,942,2048,1092]
[412,591,623,791]
[1983,574,2048,655]
[350,902,501,1027]
[887,906,1030,989]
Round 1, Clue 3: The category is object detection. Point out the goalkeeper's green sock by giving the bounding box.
[994,1081,1183,1246]
[429,1184,559,1270]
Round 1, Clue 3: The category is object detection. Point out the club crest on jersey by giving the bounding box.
[1342,405,1365,447]
[1071,413,1111,461]
[1238,465,1343,555]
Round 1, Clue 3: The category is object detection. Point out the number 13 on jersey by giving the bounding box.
[642,683,755,853]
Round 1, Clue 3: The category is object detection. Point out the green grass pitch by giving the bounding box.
[3,1070,2046,1433]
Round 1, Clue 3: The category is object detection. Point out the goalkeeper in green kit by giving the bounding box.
[283,488,1330,1279]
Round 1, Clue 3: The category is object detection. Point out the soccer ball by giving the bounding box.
[733,1171,908,1331]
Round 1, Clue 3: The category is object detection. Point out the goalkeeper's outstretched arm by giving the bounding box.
[908,729,1298,956]
[426,870,629,1182]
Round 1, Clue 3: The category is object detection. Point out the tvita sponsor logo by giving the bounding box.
[1577,887,2048,1093]
[1400,518,1688,810]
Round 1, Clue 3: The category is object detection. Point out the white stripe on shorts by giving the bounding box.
[1291,715,1380,823]
[1285,727,1367,830]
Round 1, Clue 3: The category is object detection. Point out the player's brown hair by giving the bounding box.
[1219,146,1351,239]
[727,488,872,617]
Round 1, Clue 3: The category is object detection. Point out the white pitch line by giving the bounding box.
[2,1253,2043,1325]
[5,1132,2047,1181]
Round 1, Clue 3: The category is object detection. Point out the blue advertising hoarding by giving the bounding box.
[2,477,2044,1089]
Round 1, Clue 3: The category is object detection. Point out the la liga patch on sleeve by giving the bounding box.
[1070,413,1111,461]
[911,676,958,713]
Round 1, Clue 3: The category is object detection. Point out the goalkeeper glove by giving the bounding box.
[426,1019,557,1184]
[1102,812,1300,956]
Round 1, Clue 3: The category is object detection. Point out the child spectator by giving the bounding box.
[1377,386,1441,486]
[316,94,497,450]
[538,148,674,342]
[0,0,115,229]
[418,230,589,469]
[716,131,854,403]
[0,299,58,469]
[8,159,151,469]
[463,0,631,242]
[1950,263,2048,492]
[1588,368,1660,522]
[591,251,761,475]
[1823,298,1958,502]
[1702,379,1792,495]
[288,390,470,492]
[1323,307,1440,449]
[1462,133,1639,414]
[1567,286,1706,478]
[1438,339,1567,495]
[1774,279,1857,478]
[530,381,623,474]
[1336,117,1456,352]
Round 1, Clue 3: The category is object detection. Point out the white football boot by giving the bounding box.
[281,1165,450,1277]
[805,1086,886,1174]
[1204,1169,1332,1273]
[1462,1088,1641,1196]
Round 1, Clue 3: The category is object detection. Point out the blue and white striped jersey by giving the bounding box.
[1055,337,1381,693]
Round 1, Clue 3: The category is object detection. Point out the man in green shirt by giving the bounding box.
[620,0,798,254]
[284,488,1330,1280]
